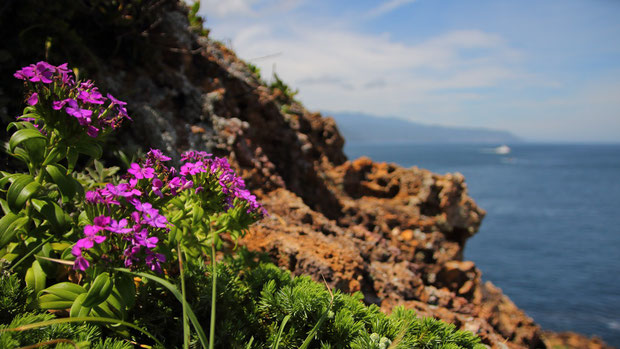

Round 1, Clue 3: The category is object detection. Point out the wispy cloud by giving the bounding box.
[364,0,418,18]
[200,0,256,16]
[230,23,526,119]
[199,0,620,141]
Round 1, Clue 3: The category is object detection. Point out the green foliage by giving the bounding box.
[188,1,211,37]
[269,73,299,104]
[130,250,485,348]
[0,312,132,349]
[0,273,32,325]
[247,63,263,80]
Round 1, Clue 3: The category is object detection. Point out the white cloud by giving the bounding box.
[365,0,418,18]
[227,23,526,121]
[199,0,256,16]
[198,0,303,17]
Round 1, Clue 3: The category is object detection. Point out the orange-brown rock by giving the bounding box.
[543,331,614,349]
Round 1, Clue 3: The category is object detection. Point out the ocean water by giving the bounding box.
[344,143,620,346]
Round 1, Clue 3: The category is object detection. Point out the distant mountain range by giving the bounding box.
[328,112,522,144]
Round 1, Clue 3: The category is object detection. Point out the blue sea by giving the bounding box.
[344,143,620,346]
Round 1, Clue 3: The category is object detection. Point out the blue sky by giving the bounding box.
[198,0,620,142]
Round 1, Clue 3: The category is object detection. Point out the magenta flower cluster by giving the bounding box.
[74,148,264,272]
[14,61,129,138]
[178,151,265,214]
[75,178,169,272]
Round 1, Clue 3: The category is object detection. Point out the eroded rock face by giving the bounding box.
[5,1,609,348]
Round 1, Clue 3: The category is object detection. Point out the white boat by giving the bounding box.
[494,145,511,154]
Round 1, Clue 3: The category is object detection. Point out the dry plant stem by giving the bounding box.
[17,338,77,349]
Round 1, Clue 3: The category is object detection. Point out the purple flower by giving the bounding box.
[152,178,163,198]
[78,88,105,105]
[65,99,92,125]
[106,183,141,198]
[53,98,71,110]
[180,161,206,176]
[14,66,35,80]
[145,251,166,273]
[71,221,107,268]
[107,93,127,107]
[107,93,130,121]
[181,150,212,162]
[14,62,55,83]
[128,163,155,179]
[74,256,90,271]
[93,215,111,230]
[130,211,142,224]
[56,63,74,85]
[143,208,168,229]
[134,229,158,249]
[168,177,193,195]
[27,93,38,106]
[87,125,99,137]
[32,62,55,83]
[130,199,153,213]
[148,148,171,162]
[85,190,103,204]
[106,219,132,234]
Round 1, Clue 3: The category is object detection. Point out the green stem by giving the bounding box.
[209,242,217,349]
[9,235,53,271]
[179,242,190,349]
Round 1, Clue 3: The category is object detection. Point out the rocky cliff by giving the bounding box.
[0,1,611,348]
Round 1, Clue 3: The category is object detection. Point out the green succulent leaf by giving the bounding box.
[39,282,86,302]
[25,260,46,295]
[8,128,46,153]
[31,198,69,232]
[75,140,103,159]
[42,145,66,166]
[7,174,41,213]
[0,213,29,249]
[45,164,76,202]
[82,272,113,308]
[70,293,92,317]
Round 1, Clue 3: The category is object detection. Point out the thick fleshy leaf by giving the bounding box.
[6,120,37,132]
[25,260,46,295]
[192,205,205,225]
[39,282,86,301]
[75,140,102,159]
[31,198,69,232]
[7,147,30,165]
[42,145,66,166]
[66,147,79,172]
[45,164,76,202]
[37,299,74,310]
[70,293,92,317]
[34,241,57,276]
[8,129,46,153]
[0,198,9,215]
[0,171,13,188]
[0,213,29,249]
[115,274,136,308]
[7,174,41,213]
[82,272,113,308]
[24,138,46,165]
[104,287,128,319]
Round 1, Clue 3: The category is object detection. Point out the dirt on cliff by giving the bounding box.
[0,1,612,348]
